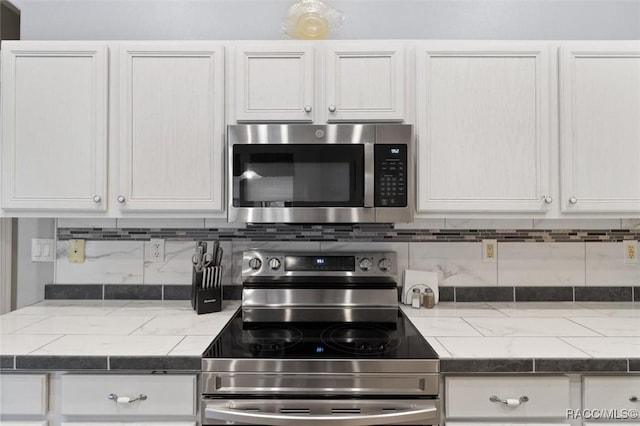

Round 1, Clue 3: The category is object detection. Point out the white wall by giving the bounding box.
[0,219,13,313]
[13,0,640,41]
[16,218,55,308]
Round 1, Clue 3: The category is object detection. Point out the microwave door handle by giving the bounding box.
[364,143,375,208]
[205,404,438,426]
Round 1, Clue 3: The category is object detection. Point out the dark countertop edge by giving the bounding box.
[0,355,201,372]
[442,358,640,373]
[2,356,640,374]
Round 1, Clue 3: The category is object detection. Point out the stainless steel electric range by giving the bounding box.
[201,251,440,426]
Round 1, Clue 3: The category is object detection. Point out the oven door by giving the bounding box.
[228,125,375,223]
[202,398,441,426]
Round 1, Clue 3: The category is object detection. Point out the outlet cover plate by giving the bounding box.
[623,240,638,264]
[482,239,498,263]
[148,238,165,262]
[68,239,86,263]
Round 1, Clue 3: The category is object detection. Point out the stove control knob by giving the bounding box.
[268,258,281,270]
[248,258,262,270]
[378,258,392,272]
[359,258,373,271]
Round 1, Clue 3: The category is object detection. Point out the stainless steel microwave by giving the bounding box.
[228,124,413,223]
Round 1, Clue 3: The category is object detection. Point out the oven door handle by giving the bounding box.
[204,402,438,426]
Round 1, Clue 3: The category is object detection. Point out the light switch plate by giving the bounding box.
[68,239,86,263]
[31,238,55,262]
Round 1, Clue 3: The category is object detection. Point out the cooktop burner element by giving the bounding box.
[320,323,401,355]
[235,324,303,356]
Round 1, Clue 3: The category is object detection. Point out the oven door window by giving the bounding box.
[233,145,364,207]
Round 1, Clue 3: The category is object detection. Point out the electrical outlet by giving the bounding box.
[482,239,497,263]
[68,239,86,263]
[624,240,638,264]
[150,238,165,262]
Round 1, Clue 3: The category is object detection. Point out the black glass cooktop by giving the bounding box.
[203,309,438,359]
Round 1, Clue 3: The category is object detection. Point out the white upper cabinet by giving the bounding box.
[234,45,315,122]
[416,42,552,213]
[325,43,405,121]
[560,42,640,213]
[118,43,225,212]
[1,42,108,212]
[233,42,406,122]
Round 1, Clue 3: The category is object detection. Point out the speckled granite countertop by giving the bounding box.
[1,300,639,373]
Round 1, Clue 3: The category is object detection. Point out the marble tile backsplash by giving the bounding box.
[53,219,639,293]
[56,241,144,284]
[53,238,639,289]
[498,242,586,286]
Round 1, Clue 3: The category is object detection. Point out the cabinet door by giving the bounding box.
[119,43,224,212]
[560,42,640,213]
[416,42,552,212]
[325,43,405,121]
[1,42,108,211]
[234,45,315,122]
[0,374,48,416]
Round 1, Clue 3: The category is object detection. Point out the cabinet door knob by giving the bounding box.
[544,196,553,204]
[328,105,336,112]
[117,196,126,203]
[490,395,529,406]
[569,197,578,204]
[108,393,147,404]
[631,396,639,402]
[304,105,312,113]
[93,195,102,203]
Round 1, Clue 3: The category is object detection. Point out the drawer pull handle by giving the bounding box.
[631,396,639,402]
[489,395,529,406]
[108,393,147,404]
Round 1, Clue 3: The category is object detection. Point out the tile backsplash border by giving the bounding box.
[57,223,640,243]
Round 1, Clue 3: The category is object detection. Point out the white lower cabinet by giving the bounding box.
[61,423,195,425]
[60,374,197,421]
[447,423,568,426]
[583,376,640,419]
[0,374,48,417]
[445,376,571,420]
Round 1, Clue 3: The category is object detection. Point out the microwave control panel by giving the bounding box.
[374,144,407,207]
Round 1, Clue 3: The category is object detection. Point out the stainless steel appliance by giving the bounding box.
[228,124,413,223]
[201,251,440,426]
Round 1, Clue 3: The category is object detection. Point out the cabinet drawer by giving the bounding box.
[583,376,640,411]
[60,374,196,416]
[1,423,48,426]
[446,376,570,419]
[62,423,196,425]
[447,423,568,426]
[0,374,48,415]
